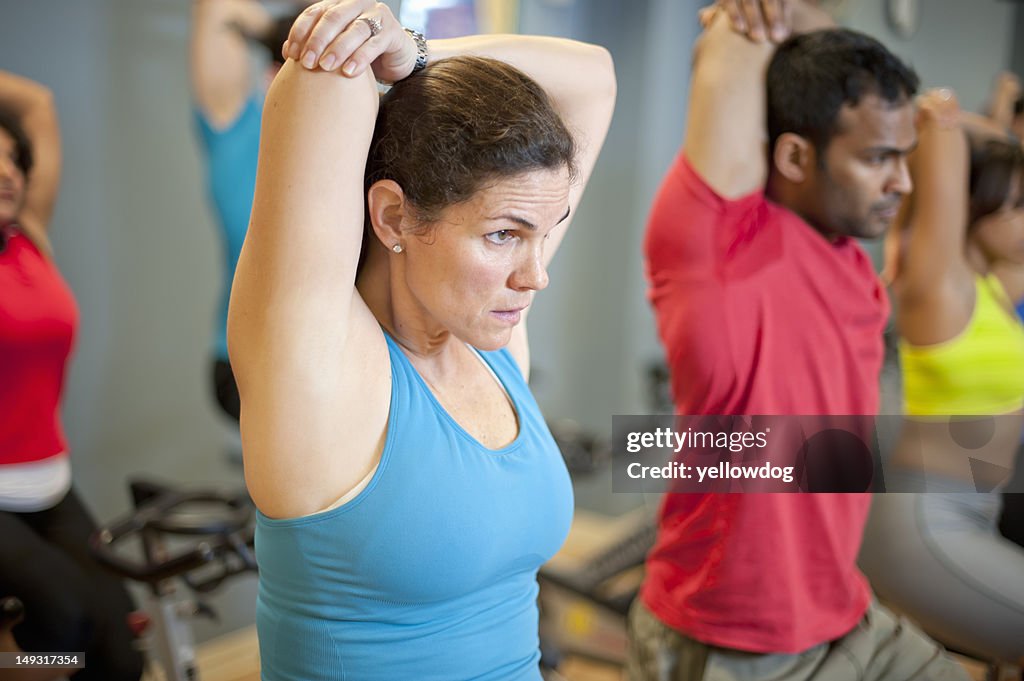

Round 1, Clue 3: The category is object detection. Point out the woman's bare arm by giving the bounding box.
[0,70,60,248]
[896,90,974,345]
[227,57,380,517]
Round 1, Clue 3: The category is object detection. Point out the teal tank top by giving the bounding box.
[254,333,574,680]
[193,95,262,361]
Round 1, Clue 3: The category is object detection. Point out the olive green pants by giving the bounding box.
[626,599,970,681]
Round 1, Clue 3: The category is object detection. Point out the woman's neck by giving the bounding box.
[356,250,454,359]
[964,239,992,276]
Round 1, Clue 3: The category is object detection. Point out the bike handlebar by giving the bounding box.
[89,478,256,586]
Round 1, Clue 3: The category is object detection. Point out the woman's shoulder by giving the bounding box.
[4,221,52,258]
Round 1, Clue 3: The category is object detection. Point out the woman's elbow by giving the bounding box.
[587,44,617,103]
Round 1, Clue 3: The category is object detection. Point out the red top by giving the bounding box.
[641,155,888,653]
[0,227,78,464]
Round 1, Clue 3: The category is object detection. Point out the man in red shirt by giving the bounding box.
[630,1,969,679]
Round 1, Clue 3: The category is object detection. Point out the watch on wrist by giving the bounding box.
[404,27,428,74]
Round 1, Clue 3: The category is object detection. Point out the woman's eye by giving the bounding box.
[486,230,516,244]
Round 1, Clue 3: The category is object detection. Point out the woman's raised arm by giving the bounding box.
[0,70,60,249]
[227,16,380,516]
[189,0,271,127]
[895,89,973,344]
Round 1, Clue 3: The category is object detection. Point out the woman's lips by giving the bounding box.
[491,307,526,324]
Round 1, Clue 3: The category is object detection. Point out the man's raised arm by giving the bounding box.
[684,0,833,199]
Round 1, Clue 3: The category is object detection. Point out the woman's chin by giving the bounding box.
[458,326,513,353]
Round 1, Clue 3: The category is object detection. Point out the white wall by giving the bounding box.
[842,0,1017,113]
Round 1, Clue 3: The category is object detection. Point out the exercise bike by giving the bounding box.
[89,479,257,681]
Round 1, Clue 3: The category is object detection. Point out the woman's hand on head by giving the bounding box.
[916,88,961,131]
[284,0,418,82]
[994,71,1021,103]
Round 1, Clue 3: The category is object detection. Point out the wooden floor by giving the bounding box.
[146,510,1014,681]
[141,624,259,681]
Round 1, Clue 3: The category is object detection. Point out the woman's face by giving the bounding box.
[971,170,1024,266]
[0,128,25,224]
[399,166,571,351]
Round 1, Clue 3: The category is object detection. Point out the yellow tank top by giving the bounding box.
[900,274,1024,416]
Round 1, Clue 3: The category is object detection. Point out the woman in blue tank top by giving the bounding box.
[226,1,615,679]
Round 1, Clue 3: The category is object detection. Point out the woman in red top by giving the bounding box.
[0,69,142,681]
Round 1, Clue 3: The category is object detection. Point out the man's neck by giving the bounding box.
[765,175,840,243]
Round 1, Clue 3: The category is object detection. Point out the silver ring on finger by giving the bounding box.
[358,15,382,38]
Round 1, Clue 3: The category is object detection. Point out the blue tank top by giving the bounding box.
[254,333,574,681]
[193,96,262,360]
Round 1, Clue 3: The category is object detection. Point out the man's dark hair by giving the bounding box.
[1013,95,1023,118]
[0,106,33,176]
[766,28,919,157]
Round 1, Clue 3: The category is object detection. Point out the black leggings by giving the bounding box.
[1000,465,1024,548]
[0,488,143,681]
[1000,495,1024,546]
[212,358,240,423]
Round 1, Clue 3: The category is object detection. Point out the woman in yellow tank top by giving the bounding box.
[885,91,1024,477]
[860,90,1024,665]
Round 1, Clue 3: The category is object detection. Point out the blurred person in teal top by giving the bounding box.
[226,0,616,678]
[189,0,308,421]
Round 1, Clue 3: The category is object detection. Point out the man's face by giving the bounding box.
[804,93,916,240]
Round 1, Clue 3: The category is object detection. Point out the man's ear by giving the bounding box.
[772,133,816,184]
[366,179,409,250]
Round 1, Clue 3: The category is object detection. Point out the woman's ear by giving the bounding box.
[772,132,815,184]
[366,179,409,250]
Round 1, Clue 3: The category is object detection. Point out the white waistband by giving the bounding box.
[0,454,72,512]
